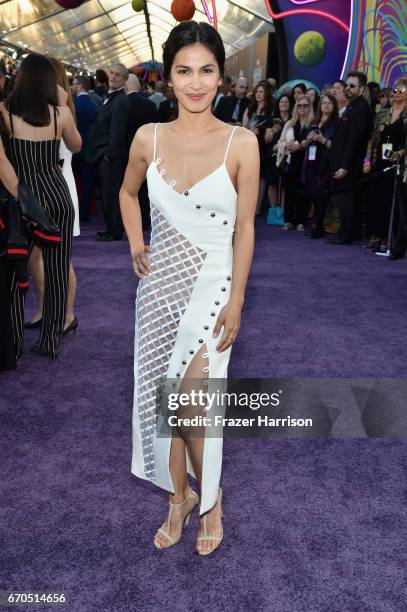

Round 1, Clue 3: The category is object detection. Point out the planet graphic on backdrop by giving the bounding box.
[294,31,326,67]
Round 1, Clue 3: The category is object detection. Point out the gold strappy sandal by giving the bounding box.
[154,489,199,550]
[196,487,224,556]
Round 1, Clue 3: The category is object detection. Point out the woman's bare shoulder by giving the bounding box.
[234,125,257,143]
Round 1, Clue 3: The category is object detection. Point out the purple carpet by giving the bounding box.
[1,217,407,611]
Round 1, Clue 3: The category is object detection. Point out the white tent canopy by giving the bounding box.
[0,0,274,71]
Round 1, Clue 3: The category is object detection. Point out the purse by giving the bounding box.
[267,206,285,226]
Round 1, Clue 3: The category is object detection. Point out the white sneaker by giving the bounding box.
[296,224,304,232]
[282,223,293,231]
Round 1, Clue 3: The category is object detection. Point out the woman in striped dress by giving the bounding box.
[0,53,81,358]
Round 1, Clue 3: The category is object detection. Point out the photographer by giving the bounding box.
[242,81,274,214]
[264,94,291,207]
[277,95,314,231]
[301,94,339,238]
[364,78,407,252]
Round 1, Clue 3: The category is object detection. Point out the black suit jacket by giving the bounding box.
[84,89,127,165]
[214,95,249,124]
[330,96,373,174]
[125,92,158,149]
[159,98,177,123]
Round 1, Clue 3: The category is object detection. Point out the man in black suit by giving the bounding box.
[122,74,158,232]
[158,85,177,122]
[85,63,128,241]
[124,74,158,151]
[71,75,97,222]
[328,71,373,244]
[214,77,249,124]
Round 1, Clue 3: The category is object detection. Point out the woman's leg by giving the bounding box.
[65,263,77,329]
[27,245,44,323]
[268,184,278,207]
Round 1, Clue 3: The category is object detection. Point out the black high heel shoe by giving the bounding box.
[62,316,78,338]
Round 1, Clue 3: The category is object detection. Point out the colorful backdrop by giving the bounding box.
[343,0,407,86]
[269,0,406,86]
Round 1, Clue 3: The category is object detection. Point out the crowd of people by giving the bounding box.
[213,72,407,253]
[0,51,406,372]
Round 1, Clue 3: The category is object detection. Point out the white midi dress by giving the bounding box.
[131,123,238,515]
[59,139,80,237]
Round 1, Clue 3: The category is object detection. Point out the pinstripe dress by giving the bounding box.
[7,107,74,358]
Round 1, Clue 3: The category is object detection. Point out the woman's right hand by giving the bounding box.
[131,245,152,278]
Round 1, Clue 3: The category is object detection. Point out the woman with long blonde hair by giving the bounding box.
[26,57,79,336]
[277,95,314,230]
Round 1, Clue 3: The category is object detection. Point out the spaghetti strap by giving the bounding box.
[9,111,14,136]
[53,106,57,140]
[223,125,238,164]
[153,122,159,162]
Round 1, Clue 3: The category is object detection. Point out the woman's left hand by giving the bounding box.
[212,300,242,352]
[252,127,260,136]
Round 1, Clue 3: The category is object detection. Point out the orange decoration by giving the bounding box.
[171,0,196,21]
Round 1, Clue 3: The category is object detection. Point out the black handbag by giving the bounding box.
[17,183,61,245]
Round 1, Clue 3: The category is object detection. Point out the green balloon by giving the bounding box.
[294,31,326,67]
[132,0,145,11]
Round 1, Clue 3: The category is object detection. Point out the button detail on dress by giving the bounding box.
[196,204,201,209]
[184,190,189,196]
[204,325,209,330]
[227,275,232,281]
[223,220,228,225]
[221,287,226,291]
[211,312,215,316]
[215,300,220,305]
[182,360,187,365]
[199,338,203,343]
[210,212,216,217]
[189,349,194,354]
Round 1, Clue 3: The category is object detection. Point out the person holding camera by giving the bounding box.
[364,77,407,252]
[242,81,274,214]
[264,94,291,207]
[277,95,315,231]
[301,94,339,238]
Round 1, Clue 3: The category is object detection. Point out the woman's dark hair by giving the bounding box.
[162,21,225,81]
[6,53,58,127]
[276,94,292,118]
[0,111,9,147]
[306,87,320,113]
[247,81,274,117]
[332,79,346,90]
[316,93,339,128]
[291,82,307,103]
[95,68,108,85]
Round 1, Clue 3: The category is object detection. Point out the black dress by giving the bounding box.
[284,121,310,226]
[0,186,18,371]
[7,107,74,358]
[368,116,406,238]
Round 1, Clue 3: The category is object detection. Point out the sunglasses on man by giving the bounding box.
[393,87,407,94]
[345,83,359,89]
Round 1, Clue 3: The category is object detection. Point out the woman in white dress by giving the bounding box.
[120,22,259,555]
[26,59,79,335]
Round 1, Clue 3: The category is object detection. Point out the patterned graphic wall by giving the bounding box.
[342,0,407,85]
[268,0,406,87]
